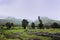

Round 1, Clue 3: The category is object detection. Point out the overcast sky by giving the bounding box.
[0,0,60,20]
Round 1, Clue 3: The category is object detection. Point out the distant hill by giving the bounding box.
[6,17,22,25]
[34,17,60,26]
[0,19,7,25]
[0,17,60,26]
[0,17,22,26]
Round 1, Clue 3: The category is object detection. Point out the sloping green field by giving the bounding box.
[0,28,60,40]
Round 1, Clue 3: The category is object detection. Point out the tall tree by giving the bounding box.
[22,19,29,29]
[38,16,43,29]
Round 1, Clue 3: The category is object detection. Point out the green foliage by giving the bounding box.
[0,34,6,40]
[5,22,14,29]
[38,16,43,29]
[51,22,60,28]
[22,19,29,29]
[31,22,35,29]
[0,26,60,40]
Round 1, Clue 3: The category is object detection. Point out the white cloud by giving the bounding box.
[0,0,60,20]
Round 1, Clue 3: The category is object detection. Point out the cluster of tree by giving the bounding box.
[21,16,60,29]
[5,22,14,29]
[51,22,60,28]
[44,22,60,28]
[1,16,60,29]
[22,16,44,29]
[22,19,29,29]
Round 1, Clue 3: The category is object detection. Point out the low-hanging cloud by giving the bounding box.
[0,0,60,20]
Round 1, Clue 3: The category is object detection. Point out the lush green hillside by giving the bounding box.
[0,27,60,40]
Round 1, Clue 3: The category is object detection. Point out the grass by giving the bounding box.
[0,27,60,40]
[4,28,60,33]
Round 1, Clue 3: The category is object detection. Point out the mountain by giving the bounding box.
[0,17,60,26]
[34,17,60,26]
[0,19,7,25]
[0,17,22,26]
[0,17,33,26]
[6,17,22,25]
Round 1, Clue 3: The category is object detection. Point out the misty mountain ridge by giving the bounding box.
[34,17,60,26]
[0,17,60,26]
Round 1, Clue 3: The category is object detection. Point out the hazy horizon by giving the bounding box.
[0,0,60,21]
